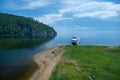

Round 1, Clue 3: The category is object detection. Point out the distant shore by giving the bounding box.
[29,46,65,80]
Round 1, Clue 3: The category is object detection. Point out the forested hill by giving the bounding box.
[0,13,57,38]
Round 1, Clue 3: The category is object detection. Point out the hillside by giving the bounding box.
[0,13,57,38]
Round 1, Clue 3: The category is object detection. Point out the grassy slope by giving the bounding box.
[50,45,120,80]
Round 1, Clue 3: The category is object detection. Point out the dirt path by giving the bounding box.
[29,46,64,80]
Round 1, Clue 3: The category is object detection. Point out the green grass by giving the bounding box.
[50,45,120,80]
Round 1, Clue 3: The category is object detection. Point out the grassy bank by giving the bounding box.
[50,45,120,80]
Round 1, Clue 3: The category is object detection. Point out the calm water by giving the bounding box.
[0,31,120,80]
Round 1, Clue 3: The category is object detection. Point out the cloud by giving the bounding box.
[35,13,72,24]
[74,11,118,19]
[59,0,120,19]
[4,0,51,10]
[36,0,120,24]
[21,0,51,9]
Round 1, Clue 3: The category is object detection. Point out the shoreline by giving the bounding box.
[29,46,65,80]
[17,45,119,80]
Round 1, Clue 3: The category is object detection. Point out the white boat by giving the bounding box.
[71,36,80,45]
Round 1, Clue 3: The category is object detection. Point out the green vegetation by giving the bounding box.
[0,13,56,38]
[50,45,120,80]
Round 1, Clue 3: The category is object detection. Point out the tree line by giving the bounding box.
[0,13,57,38]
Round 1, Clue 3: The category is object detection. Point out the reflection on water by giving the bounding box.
[0,38,55,80]
[0,38,53,49]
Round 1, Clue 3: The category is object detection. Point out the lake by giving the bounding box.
[0,31,120,80]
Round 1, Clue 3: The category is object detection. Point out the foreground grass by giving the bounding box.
[50,45,120,80]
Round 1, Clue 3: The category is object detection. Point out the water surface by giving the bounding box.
[0,31,120,80]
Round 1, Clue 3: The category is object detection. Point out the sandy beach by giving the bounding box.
[29,46,64,80]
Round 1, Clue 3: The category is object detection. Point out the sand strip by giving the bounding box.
[29,46,64,80]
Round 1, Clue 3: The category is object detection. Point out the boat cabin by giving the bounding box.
[71,36,80,45]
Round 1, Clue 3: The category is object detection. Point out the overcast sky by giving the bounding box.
[0,0,120,34]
